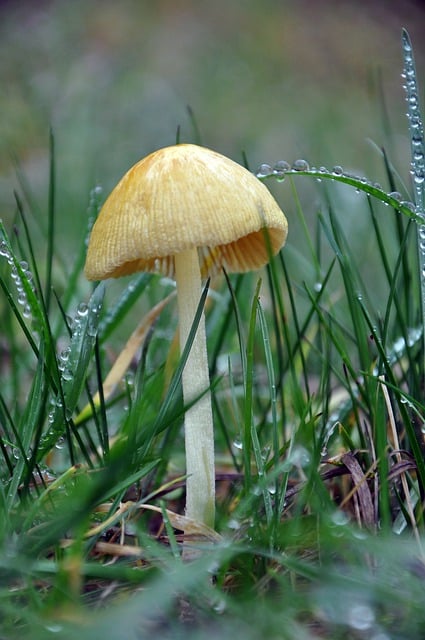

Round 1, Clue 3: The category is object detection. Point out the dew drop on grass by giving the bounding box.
[86,325,98,338]
[22,304,32,319]
[208,560,220,575]
[401,200,415,212]
[55,437,65,450]
[402,28,425,213]
[292,159,309,171]
[332,165,344,176]
[331,510,350,526]
[58,348,71,371]
[286,445,311,468]
[45,624,63,634]
[273,160,290,180]
[212,598,226,615]
[255,163,272,178]
[77,302,89,317]
[62,368,73,382]
[17,292,27,306]
[347,603,375,632]
[0,241,10,258]
[412,133,422,148]
[273,160,290,174]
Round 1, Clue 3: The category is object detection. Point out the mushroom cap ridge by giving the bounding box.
[85,144,288,280]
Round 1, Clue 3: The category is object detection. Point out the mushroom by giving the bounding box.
[84,143,288,531]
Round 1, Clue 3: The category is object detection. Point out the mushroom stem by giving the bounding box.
[174,248,215,529]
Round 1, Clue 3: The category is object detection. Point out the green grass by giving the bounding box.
[1,29,425,640]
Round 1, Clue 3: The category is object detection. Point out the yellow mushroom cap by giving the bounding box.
[84,144,288,280]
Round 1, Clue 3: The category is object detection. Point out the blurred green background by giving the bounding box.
[1,0,424,268]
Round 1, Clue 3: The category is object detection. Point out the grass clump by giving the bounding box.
[0,29,424,640]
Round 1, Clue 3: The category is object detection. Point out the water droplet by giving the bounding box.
[45,624,63,633]
[273,160,290,175]
[286,445,311,468]
[212,598,226,614]
[313,282,322,292]
[332,165,344,176]
[22,304,32,319]
[227,518,241,530]
[86,325,98,338]
[17,292,27,306]
[402,31,412,53]
[255,163,272,178]
[347,603,375,631]
[77,302,89,317]
[0,241,10,258]
[401,200,415,212]
[232,439,243,451]
[60,347,71,362]
[91,185,103,198]
[412,134,422,147]
[388,191,402,201]
[292,159,309,171]
[62,368,73,382]
[55,437,65,450]
[331,510,350,526]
